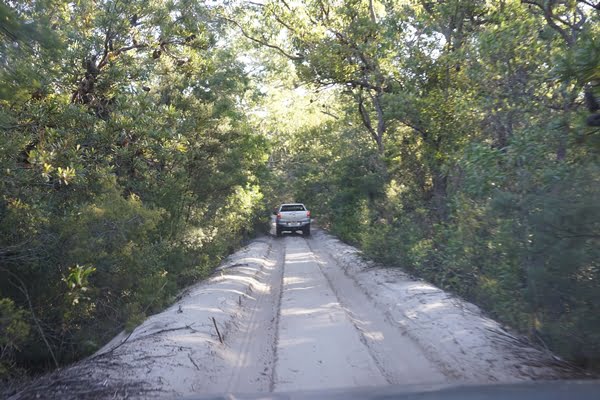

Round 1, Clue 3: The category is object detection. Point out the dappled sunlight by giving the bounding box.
[417,301,446,312]
[281,306,331,317]
[285,252,314,263]
[185,290,257,303]
[235,256,265,264]
[284,258,314,266]
[362,330,384,341]
[403,303,451,321]
[171,333,213,345]
[283,276,309,286]
[177,305,225,314]
[403,282,443,294]
[222,266,262,275]
[221,257,266,268]
[286,251,312,259]
[208,274,268,293]
[221,267,270,282]
[190,288,248,297]
[209,274,258,284]
[278,337,315,348]
[343,313,370,327]
[286,285,316,292]
[279,299,364,333]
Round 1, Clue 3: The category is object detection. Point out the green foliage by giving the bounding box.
[0,0,270,381]
[257,0,600,370]
[0,299,30,379]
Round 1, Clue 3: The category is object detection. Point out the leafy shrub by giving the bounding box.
[0,299,30,380]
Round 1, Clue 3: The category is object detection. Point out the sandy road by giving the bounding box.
[201,231,446,394]
[273,235,445,391]
[12,228,570,399]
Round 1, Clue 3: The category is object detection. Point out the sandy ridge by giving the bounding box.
[313,229,578,382]
[10,238,282,399]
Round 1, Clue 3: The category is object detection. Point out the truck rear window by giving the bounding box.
[281,205,306,212]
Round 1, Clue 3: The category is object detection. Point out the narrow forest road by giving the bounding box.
[274,236,444,391]
[11,226,578,400]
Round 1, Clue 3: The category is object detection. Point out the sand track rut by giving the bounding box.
[272,235,444,392]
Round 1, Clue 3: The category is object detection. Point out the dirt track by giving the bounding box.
[274,235,446,391]
[10,227,576,399]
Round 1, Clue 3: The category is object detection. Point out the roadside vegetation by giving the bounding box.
[0,0,598,387]
[0,0,269,382]
[247,0,599,370]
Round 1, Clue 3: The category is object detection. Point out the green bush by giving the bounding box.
[0,299,30,380]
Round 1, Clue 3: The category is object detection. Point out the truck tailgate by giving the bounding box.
[280,211,307,221]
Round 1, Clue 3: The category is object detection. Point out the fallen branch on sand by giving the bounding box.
[211,317,224,344]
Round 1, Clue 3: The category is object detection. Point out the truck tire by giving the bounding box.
[303,225,311,236]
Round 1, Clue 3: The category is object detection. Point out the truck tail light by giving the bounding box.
[307,211,311,218]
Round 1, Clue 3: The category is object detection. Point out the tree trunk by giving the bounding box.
[432,172,448,221]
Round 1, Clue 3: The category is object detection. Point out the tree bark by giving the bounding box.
[432,172,448,221]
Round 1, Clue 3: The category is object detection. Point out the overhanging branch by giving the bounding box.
[219,16,303,61]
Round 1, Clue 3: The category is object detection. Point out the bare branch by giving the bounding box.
[219,16,303,61]
[369,90,386,137]
[98,27,114,70]
[357,89,380,148]
[368,0,377,23]
[2,267,59,369]
[97,42,149,70]
[401,119,428,138]
[245,1,265,7]
[320,110,339,120]
[521,0,577,46]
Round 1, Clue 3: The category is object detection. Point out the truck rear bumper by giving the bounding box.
[276,220,310,230]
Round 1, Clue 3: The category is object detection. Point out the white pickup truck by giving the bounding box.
[274,203,311,236]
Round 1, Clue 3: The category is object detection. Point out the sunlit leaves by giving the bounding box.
[63,264,96,305]
[0,0,271,378]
